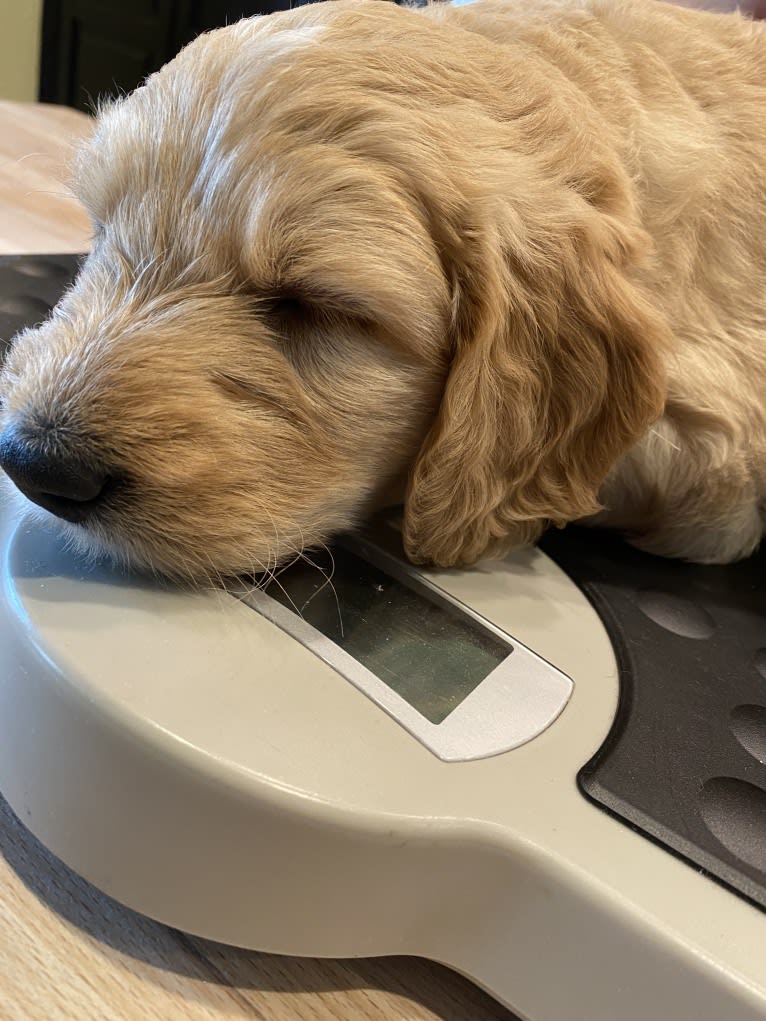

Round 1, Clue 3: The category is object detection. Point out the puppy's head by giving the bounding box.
[0,3,453,580]
[0,0,666,580]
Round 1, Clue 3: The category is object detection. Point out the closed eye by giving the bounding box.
[210,370,308,426]
[255,291,338,338]
[254,287,372,336]
[246,285,385,376]
[258,293,310,323]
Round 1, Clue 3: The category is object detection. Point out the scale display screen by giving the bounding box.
[261,544,512,724]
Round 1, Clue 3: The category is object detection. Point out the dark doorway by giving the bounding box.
[39,1,305,111]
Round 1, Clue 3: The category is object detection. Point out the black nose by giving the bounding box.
[0,426,109,523]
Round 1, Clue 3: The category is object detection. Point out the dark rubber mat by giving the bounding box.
[1,252,765,911]
[540,526,766,911]
[0,253,83,361]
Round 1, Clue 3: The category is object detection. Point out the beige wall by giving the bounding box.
[0,0,43,101]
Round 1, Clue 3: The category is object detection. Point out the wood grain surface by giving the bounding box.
[0,101,93,254]
[0,100,517,1021]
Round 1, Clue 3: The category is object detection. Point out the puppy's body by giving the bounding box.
[0,0,764,579]
[429,0,766,564]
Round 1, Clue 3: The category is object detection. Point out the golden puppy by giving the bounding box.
[0,0,764,581]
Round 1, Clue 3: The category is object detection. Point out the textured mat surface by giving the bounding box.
[540,526,765,911]
[0,254,83,360]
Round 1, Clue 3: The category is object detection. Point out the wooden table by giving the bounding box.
[0,100,517,1021]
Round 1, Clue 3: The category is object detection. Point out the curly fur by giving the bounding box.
[0,0,764,581]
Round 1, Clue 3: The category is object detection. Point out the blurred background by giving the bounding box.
[0,0,764,112]
[0,1,300,110]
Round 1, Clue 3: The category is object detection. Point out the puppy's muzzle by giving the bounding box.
[0,425,111,524]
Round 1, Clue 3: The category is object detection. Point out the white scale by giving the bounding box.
[1,507,765,1021]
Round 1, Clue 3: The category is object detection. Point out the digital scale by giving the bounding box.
[1,255,766,1021]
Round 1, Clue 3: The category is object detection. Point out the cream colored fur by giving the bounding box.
[1,0,764,581]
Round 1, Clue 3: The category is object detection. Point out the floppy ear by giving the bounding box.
[403,181,668,568]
